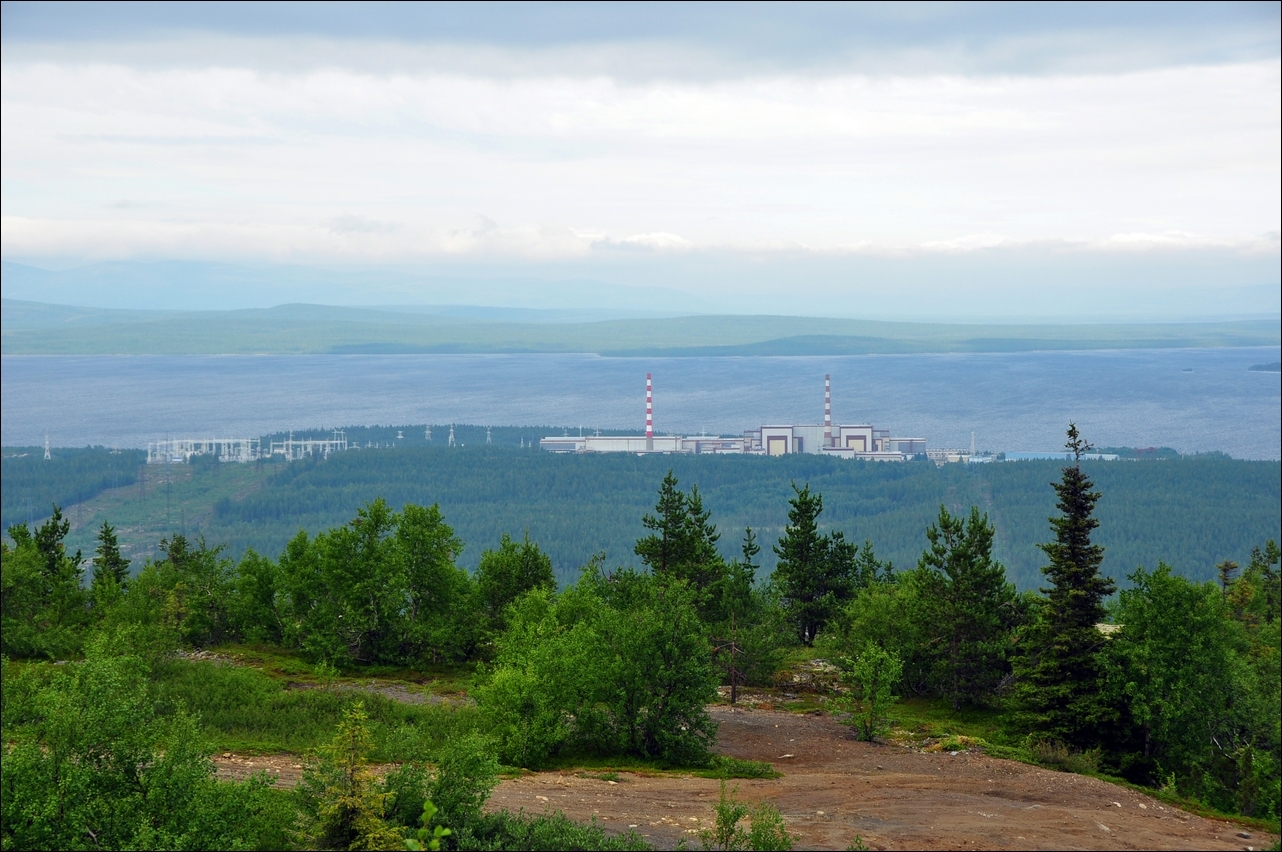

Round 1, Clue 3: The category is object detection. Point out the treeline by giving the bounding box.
[208,446,1278,587]
[8,443,1277,591]
[4,424,1280,834]
[0,447,144,532]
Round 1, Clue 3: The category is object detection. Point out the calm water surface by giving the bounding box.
[2,348,1279,458]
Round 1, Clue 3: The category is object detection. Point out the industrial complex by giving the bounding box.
[143,373,1039,466]
[539,374,928,461]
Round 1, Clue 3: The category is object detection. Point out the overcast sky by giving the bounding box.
[2,2,1278,318]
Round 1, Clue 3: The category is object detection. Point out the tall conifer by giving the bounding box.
[772,484,857,644]
[1013,423,1116,745]
[917,505,1017,708]
[634,471,726,602]
[92,521,130,591]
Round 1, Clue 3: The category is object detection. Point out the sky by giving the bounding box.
[1,1,1279,319]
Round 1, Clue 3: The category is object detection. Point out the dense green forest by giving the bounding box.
[3,429,1280,849]
[8,440,1275,590]
[0,447,145,533]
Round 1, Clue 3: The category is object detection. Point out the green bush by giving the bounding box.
[696,755,780,780]
[1028,739,1100,774]
[697,780,795,851]
[0,642,290,851]
[476,570,718,768]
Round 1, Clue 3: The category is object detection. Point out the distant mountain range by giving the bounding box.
[3,296,1278,356]
[0,260,711,315]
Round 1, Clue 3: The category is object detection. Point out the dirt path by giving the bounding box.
[212,704,1271,850]
[485,706,1272,851]
[214,752,308,787]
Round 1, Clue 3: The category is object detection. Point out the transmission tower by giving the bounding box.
[44,433,51,460]
[486,427,492,445]
[448,424,456,448]
[425,426,432,442]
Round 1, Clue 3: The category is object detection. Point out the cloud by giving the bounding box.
[1,4,1278,316]
[3,60,1275,262]
[329,215,396,235]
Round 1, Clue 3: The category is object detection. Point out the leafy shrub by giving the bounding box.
[834,643,903,742]
[0,641,290,851]
[697,780,794,851]
[1028,738,1100,774]
[476,571,718,768]
[427,732,500,829]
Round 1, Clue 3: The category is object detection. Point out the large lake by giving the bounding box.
[3,347,1279,459]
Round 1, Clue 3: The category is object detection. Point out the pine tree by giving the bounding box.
[917,505,1017,708]
[1216,559,1239,601]
[772,484,857,645]
[92,521,131,591]
[634,471,687,576]
[1013,423,1117,745]
[634,471,726,598]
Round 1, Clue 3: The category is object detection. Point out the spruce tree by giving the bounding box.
[1013,423,1117,745]
[92,521,131,591]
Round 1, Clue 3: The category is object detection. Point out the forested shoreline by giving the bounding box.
[2,425,1279,850]
[4,440,1278,590]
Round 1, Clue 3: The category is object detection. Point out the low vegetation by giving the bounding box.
[2,424,1279,849]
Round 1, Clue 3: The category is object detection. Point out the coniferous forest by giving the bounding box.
[4,433,1277,590]
[2,426,1280,850]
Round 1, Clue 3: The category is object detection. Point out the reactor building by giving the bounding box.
[540,373,926,460]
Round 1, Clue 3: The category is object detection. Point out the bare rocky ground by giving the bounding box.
[215,704,1275,850]
[487,707,1270,851]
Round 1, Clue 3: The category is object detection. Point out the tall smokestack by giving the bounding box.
[646,373,654,451]
[824,374,832,447]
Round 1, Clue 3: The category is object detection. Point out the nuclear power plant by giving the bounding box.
[144,373,932,464]
[539,374,926,460]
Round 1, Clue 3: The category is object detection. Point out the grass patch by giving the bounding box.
[209,643,475,694]
[538,754,673,777]
[1028,739,1101,774]
[1107,776,1282,836]
[884,697,1278,834]
[152,659,481,760]
[540,752,778,779]
[693,755,781,780]
[888,696,1021,747]
[922,734,987,754]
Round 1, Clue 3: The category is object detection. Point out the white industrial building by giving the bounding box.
[741,376,925,460]
[540,373,926,461]
[540,434,746,454]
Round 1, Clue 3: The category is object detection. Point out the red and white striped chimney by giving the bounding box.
[824,374,832,447]
[646,373,653,437]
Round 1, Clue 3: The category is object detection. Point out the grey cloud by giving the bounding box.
[3,1,1277,78]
